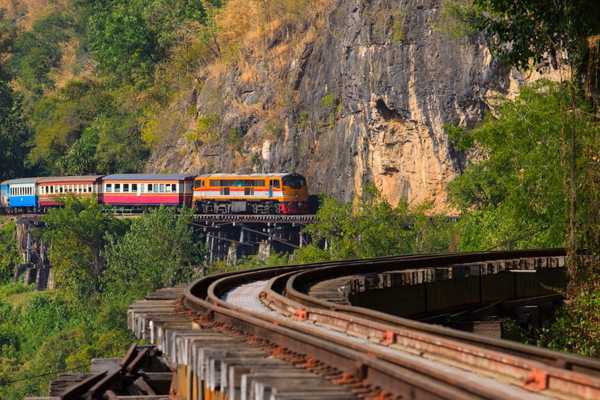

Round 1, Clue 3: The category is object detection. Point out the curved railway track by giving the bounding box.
[129,250,600,400]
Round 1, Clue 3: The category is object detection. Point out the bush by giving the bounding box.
[538,286,600,357]
[104,207,203,303]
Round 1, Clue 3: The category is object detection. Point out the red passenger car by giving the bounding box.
[38,176,103,208]
[101,174,194,208]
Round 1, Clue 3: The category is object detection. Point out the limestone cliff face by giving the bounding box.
[148,0,516,211]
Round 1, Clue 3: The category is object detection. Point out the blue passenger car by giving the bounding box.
[4,178,38,211]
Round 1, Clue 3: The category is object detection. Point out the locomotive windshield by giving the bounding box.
[282,174,306,189]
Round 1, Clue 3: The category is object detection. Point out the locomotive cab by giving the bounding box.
[279,173,308,214]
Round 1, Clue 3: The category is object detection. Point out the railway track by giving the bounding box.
[128,250,600,400]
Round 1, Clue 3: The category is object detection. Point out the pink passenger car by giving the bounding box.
[101,174,195,208]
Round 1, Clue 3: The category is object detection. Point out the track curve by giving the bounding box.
[180,249,600,399]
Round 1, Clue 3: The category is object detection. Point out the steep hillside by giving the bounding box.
[0,0,558,211]
[147,0,552,210]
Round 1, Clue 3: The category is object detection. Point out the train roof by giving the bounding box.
[103,173,195,181]
[38,175,104,183]
[197,172,300,178]
[1,177,38,185]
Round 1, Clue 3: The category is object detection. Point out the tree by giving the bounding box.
[448,82,599,250]
[104,207,202,302]
[42,198,126,298]
[0,11,30,180]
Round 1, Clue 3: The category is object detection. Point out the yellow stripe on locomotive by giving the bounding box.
[192,173,308,214]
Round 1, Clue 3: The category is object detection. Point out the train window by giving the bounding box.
[115,184,121,193]
[159,184,165,193]
[123,184,130,193]
[132,183,138,192]
[210,180,221,187]
[147,184,153,192]
[282,175,306,189]
[106,184,112,193]
[193,180,203,189]
[165,184,172,193]
[220,187,230,195]
[271,180,281,188]
[172,184,177,192]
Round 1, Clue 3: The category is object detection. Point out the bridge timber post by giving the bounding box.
[191,214,316,263]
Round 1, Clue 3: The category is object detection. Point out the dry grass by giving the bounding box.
[0,0,69,30]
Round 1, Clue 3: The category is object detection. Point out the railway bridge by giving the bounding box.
[39,249,600,400]
[10,213,317,288]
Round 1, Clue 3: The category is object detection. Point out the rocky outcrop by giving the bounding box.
[147,0,525,211]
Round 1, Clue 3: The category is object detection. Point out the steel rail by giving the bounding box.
[182,250,600,399]
[186,259,499,399]
[280,249,600,377]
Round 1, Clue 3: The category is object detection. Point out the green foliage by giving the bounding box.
[391,10,406,43]
[445,124,474,152]
[55,127,99,175]
[186,113,220,144]
[0,84,30,179]
[265,119,284,140]
[436,0,481,39]
[28,80,148,174]
[225,127,244,149]
[0,221,20,284]
[84,0,209,83]
[10,13,73,96]
[538,287,600,358]
[471,0,600,74]
[0,12,31,179]
[104,207,203,303]
[294,187,454,262]
[449,82,599,250]
[28,80,114,172]
[0,203,208,397]
[320,92,336,109]
[42,198,127,298]
[0,285,134,398]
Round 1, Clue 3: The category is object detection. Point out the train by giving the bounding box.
[0,172,310,215]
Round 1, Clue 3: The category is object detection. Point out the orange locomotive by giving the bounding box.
[192,173,309,214]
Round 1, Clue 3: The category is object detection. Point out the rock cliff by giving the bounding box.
[147,0,533,211]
